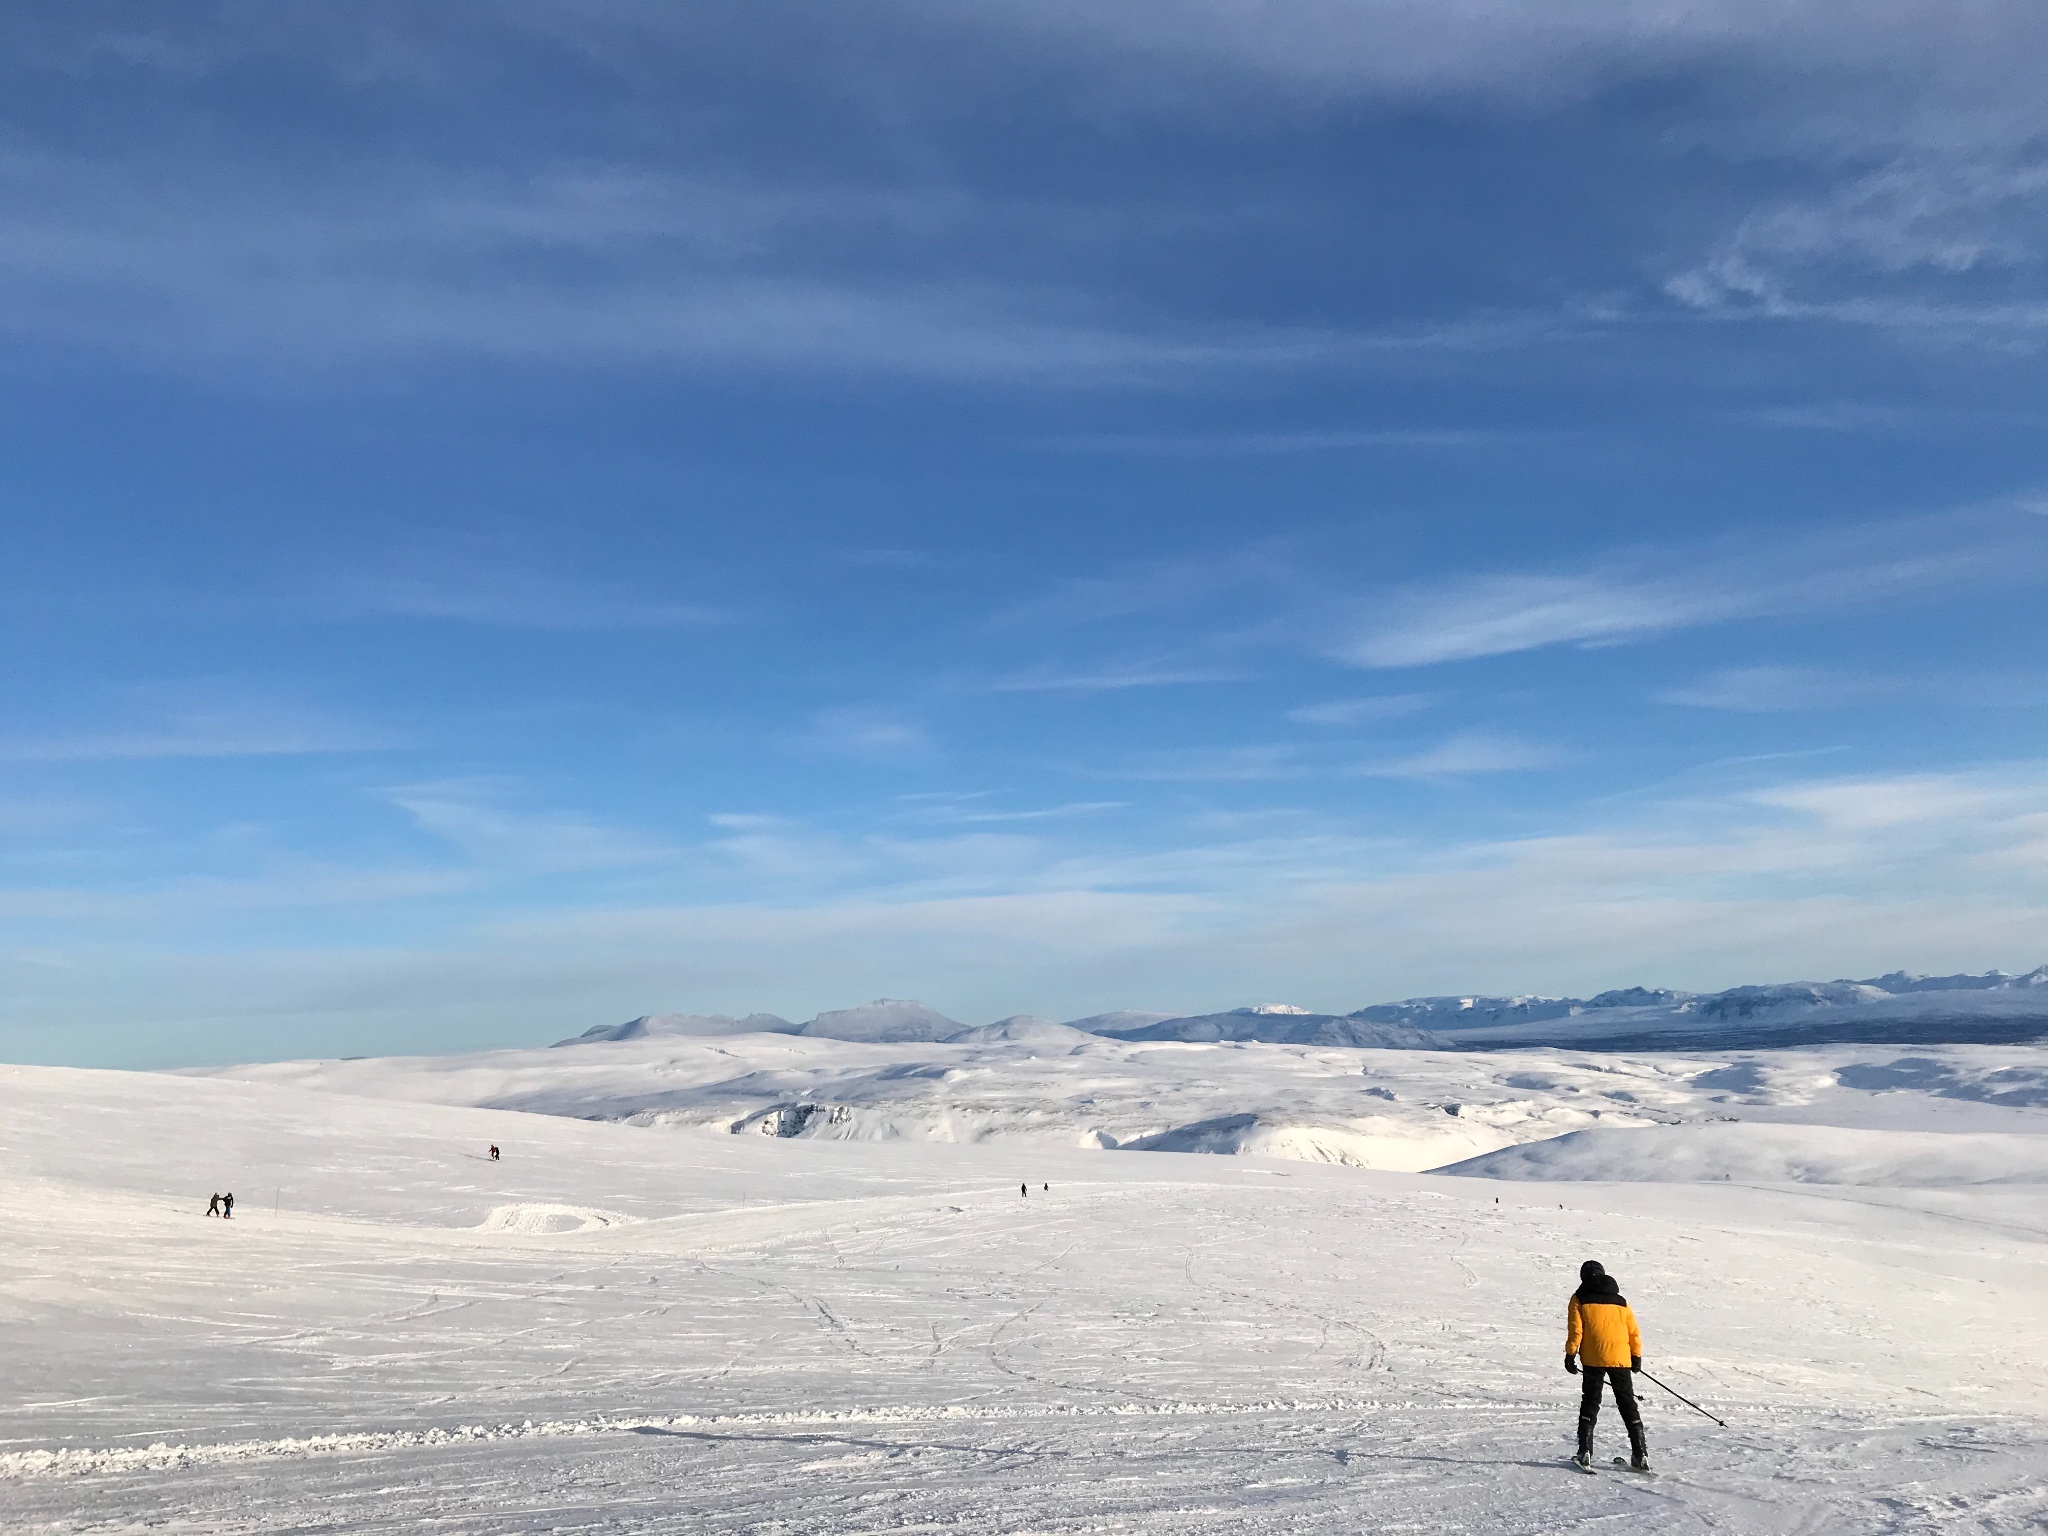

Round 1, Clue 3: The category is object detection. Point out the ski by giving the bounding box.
[1612,1458,1654,1477]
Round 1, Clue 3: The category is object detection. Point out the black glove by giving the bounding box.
[1564,1354,1579,1375]
[1631,1356,1642,1373]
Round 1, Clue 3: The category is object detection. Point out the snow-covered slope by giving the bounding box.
[194,1029,2048,1191]
[1355,965,2048,1049]
[798,997,963,1042]
[945,1015,1096,1046]
[1096,1006,1444,1049]
[5,1061,2046,1533]
[556,964,2048,1056]
[563,1011,801,1043]
[1442,1121,2048,1185]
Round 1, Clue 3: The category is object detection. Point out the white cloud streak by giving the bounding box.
[1286,695,1431,726]
[1336,506,2048,668]
[1656,665,1894,713]
[1360,732,1566,779]
[991,663,1248,692]
[0,704,398,762]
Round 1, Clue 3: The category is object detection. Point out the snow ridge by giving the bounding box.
[558,965,2048,1054]
[1,1396,1416,1481]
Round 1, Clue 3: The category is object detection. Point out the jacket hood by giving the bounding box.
[1574,1273,1626,1305]
[1579,1260,1606,1283]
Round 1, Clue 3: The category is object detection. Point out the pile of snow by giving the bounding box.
[1440,1122,2048,1186]
[474,1203,636,1234]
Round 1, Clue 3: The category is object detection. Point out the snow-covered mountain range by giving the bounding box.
[564,966,2048,1053]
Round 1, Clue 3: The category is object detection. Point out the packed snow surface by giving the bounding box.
[6,1033,2048,1532]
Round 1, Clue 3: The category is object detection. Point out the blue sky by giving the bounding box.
[3,2,2047,1066]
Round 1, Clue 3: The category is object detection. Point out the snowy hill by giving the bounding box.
[195,1025,2048,1191]
[562,1011,801,1043]
[7,1058,2048,1531]
[1094,1007,1444,1049]
[1441,1121,2048,1185]
[944,1015,1096,1046]
[798,997,963,1042]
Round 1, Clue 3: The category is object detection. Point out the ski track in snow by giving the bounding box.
[1,1059,2045,1532]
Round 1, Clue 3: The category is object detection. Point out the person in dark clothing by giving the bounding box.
[489,1144,500,1161]
[1020,1183,1027,1198]
[222,1191,235,1219]
[1565,1259,1648,1472]
[206,1193,221,1217]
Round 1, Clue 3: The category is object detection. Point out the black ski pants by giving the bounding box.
[1577,1368,1645,1458]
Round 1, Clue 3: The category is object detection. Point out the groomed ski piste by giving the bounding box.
[4,1022,2046,1532]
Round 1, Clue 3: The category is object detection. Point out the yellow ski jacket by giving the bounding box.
[1566,1288,1642,1369]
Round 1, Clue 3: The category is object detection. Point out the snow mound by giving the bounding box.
[1437,1122,2048,1186]
[475,1203,637,1234]
[800,999,962,1043]
[1122,1112,1509,1171]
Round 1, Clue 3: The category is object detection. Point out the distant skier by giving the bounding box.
[205,1193,221,1217]
[1020,1183,1027,1198]
[489,1144,500,1161]
[222,1191,235,1220]
[1565,1260,1648,1473]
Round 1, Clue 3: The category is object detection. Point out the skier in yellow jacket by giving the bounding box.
[1565,1260,1649,1472]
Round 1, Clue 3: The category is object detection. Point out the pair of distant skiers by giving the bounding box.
[204,1192,235,1218]
[1566,1259,1650,1474]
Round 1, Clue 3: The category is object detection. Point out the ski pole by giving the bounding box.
[1639,1369,1726,1427]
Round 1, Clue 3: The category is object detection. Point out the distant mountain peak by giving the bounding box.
[800,998,962,1043]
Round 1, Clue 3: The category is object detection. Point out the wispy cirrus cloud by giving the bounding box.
[1336,504,2048,668]
[787,707,935,764]
[389,781,677,873]
[0,702,398,762]
[1286,695,1431,726]
[991,661,1248,692]
[1657,665,1896,713]
[1360,731,1565,779]
[1666,156,2048,344]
